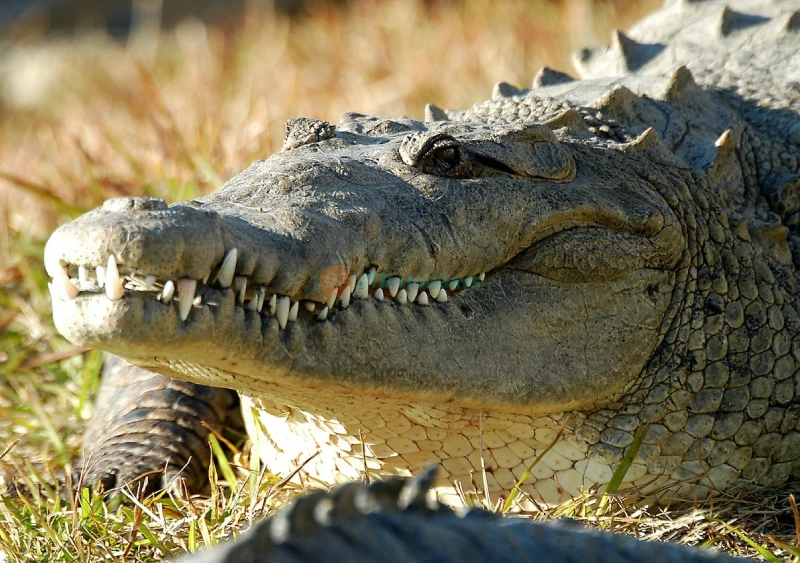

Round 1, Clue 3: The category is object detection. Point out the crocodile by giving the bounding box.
[179,467,746,563]
[45,0,800,508]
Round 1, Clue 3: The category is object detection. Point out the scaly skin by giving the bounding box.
[178,468,747,563]
[46,0,800,507]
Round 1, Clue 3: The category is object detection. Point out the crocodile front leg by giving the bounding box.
[79,356,241,496]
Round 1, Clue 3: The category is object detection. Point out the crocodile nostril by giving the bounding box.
[102,197,169,213]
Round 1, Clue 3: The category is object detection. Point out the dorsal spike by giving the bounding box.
[718,6,769,36]
[543,108,589,132]
[424,103,449,123]
[715,129,739,152]
[621,128,686,167]
[532,67,574,88]
[623,128,665,152]
[785,10,800,32]
[611,30,639,65]
[492,82,523,99]
[659,65,698,101]
[596,84,637,118]
[705,129,744,195]
[610,30,664,71]
[718,6,737,36]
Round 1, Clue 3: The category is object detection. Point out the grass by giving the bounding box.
[0,0,798,560]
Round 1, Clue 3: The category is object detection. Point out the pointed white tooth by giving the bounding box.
[53,266,79,300]
[317,306,329,321]
[269,294,277,315]
[202,272,210,285]
[145,274,157,290]
[374,288,384,301]
[428,280,441,299]
[105,255,124,301]
[247,297,259,311]
[367,267,377,286]
[162,280,175,303]
[177,278,197,320]
[448,279,459,291]
[396,288,408,305]
[478,272,486,281]
[276,296,290,329]
[436,288,448,303]
[406,282,419,302]
[193,295,202,306]
[214,248,237,288]
[326,290,337,309]
[353,273,369,299]
[255,287,266,312]
[304,301,316,312]
[78,266,88,288]
[348,274,357,294]
[96,265,106,288]
[387,277,401,297]
[417,291,429,306]
[233,277,247,305]
[464,276,473,288]
[288,301,299,322]
[339,284,352,308]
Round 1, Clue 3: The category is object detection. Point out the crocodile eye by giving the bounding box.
[400,132,474,178]
[432,146,459,168]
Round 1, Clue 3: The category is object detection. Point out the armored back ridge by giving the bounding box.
[45,0,799,535]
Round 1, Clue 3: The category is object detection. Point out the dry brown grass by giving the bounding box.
[0,0,798,561]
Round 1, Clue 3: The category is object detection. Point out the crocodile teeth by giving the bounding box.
[145,274,156,290]
[162,280,175,304]
[388,277,401,297]
[317,306,329,321]
[304,301,316,312]
[276,296,290,328]
[428,280,441,299]
[348,274,357,294]
[374,288,384,301]
[256,287,267,312]
[105,255,124,301]
[396,288,408,304]
[214,248,237,288]
[53,266,79,300]
[326,291,337,309]
[448,279,459,291]
[417,291,429,305]
[233,277,247,305]
[367,267,377,287]
[478,272,486,281]
[436,288,448,303]
[288,301,299,322]
[269,294,277,316]
[96,265,106,288]
[406,282,419,302]
[353,273,369,299]
[339,284,352,308]
[177,278,197,321]
[464,276,473,288]
[78,265,88,287]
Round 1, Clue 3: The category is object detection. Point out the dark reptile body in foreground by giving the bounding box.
[180,468,746,562]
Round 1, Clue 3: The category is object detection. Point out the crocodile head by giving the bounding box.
[46,112,684,414]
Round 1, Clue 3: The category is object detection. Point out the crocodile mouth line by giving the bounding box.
[48,248,489,329]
